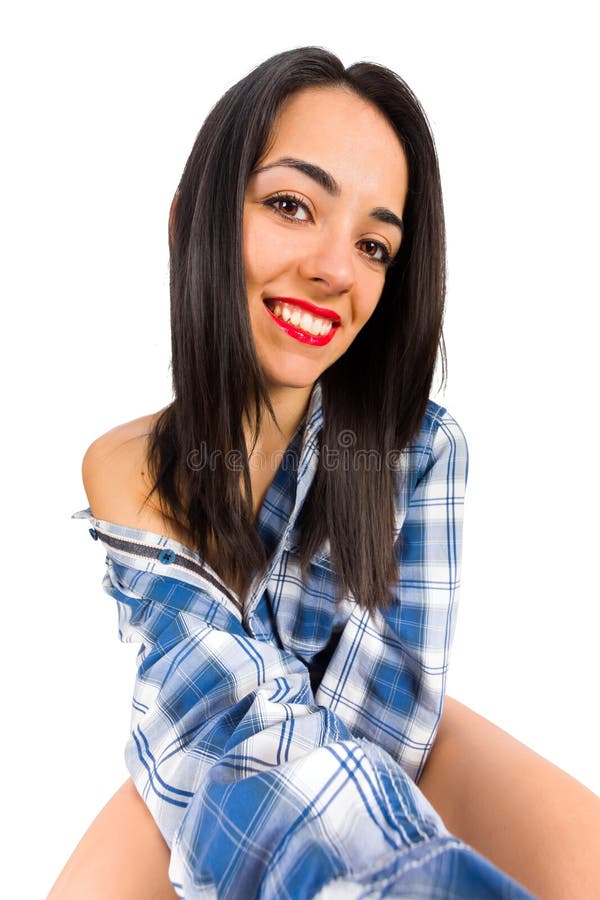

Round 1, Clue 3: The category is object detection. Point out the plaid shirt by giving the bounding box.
[73,383,532,898]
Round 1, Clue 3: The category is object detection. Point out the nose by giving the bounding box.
[298,229,355,296]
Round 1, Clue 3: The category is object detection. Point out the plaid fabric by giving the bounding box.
[72,382,533,898]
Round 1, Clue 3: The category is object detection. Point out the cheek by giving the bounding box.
[242,221,258,285]
[243,239,268,286]
[244,217,295,286]
[354,274,386,325]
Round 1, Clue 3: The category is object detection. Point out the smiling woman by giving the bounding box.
[47,46,600,900]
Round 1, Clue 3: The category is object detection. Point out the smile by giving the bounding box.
[263,298,340,346]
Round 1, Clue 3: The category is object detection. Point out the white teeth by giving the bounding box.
[268,300,335,336]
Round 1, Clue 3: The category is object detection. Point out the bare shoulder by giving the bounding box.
[82,409,170,533]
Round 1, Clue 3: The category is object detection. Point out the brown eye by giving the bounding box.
[278,198,299,215]
[358,239,390,265]
[263,193,312,222]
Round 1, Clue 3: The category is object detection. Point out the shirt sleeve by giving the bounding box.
[98,537,451,898]
[315,408,469,782]
[101,556,346,838]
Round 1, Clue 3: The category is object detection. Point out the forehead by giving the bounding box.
[260,86,409,203]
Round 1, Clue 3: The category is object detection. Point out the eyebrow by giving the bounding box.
[252,156,404,234]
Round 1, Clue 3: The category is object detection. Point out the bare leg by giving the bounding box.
[419,697,600,899]
[47,778,177,900]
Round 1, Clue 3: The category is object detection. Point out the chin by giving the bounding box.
[262,361,324,392]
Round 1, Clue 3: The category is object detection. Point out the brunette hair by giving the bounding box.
[145,46,446,612]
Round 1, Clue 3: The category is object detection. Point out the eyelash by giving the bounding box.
[262,192,393,268]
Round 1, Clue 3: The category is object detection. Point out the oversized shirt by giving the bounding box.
[73,382,533,898]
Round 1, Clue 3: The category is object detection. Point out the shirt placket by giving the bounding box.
[243,389,323,639]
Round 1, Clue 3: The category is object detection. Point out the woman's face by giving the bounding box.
[243,85,409,400]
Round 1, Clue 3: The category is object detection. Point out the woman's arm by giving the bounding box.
[73,513,531,897]
[48,697,600,900]
[418,697,600,900]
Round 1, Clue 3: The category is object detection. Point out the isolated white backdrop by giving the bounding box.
[1,1,598,896]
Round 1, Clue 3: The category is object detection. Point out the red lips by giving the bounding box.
[263,298,340,347]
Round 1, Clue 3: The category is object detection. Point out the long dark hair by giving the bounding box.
[144,47,447,612]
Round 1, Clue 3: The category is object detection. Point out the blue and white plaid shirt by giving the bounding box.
[73,382,532,898]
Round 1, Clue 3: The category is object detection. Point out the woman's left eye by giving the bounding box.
[263,193,311,222]
[358,239,391,266]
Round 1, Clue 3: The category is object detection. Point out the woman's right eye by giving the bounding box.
[263,193,312,223]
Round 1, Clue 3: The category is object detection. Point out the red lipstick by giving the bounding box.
[263,298,340,347]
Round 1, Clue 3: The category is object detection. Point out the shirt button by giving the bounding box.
[89,528,98,541]
[158,548,176,565]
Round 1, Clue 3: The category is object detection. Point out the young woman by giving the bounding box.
[49,48,600,899]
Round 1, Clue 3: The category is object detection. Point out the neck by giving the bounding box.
[244,383,315,455]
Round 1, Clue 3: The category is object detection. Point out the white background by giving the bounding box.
[1,1,598,896]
